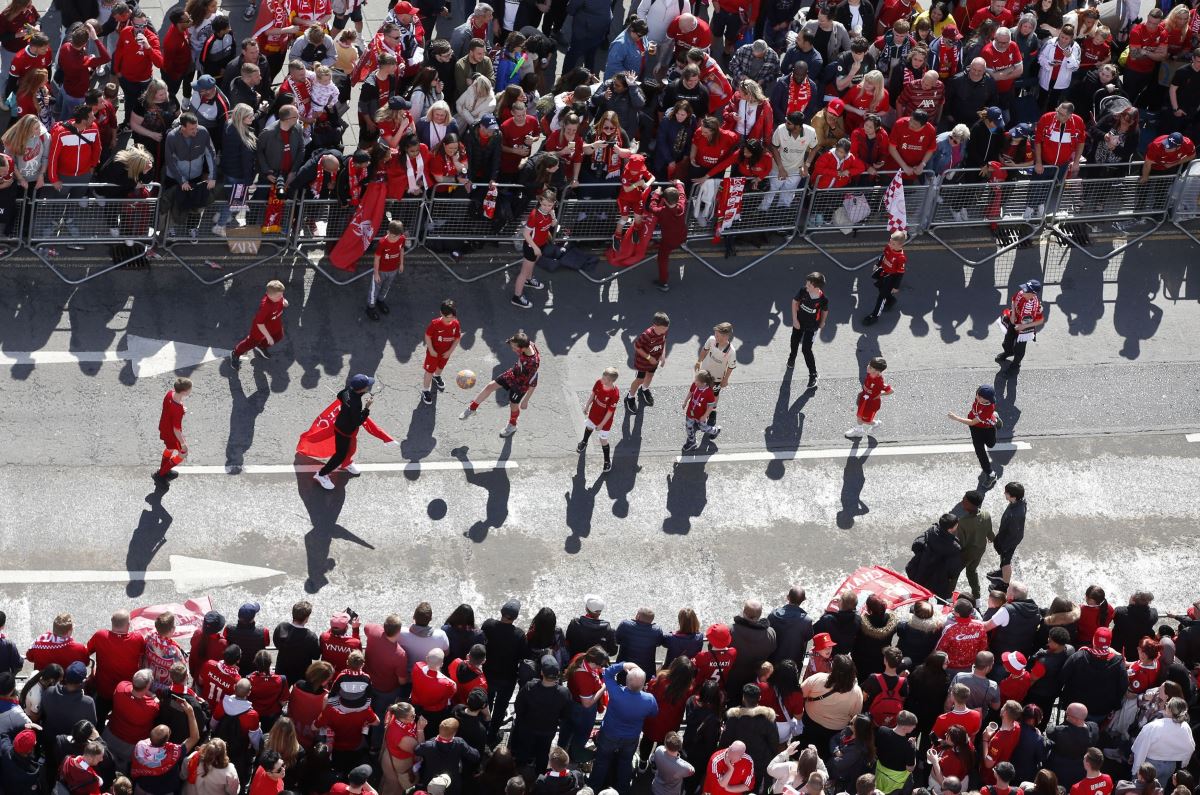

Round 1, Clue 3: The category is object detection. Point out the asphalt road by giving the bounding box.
[0,234,1198,651]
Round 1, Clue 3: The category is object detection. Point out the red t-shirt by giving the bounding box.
[26,634,90,671]
[970,7,1014,33]
[316,703,379,751]
[425,317,462,355]
[880,245,907,274]
[877,0,916,30]
[692,128,740,175]
[375,234,406,272]
[500,115,540,173]
[981,40,1022,91]
[633,326,668,371]
[693,647,737,686]
[321,629,363,673]
[1126,23,1166,73]
[932,708,983,740]
[1146,136,1196,170]
[1070,775,1114,795]
[248,672,290,718]
[967,397,997,426]
[86,630,146,699]
[685,382,716,421]
[703,748,755,795]
[545,128,584,164]
[525,207,555,246]
[1035,111,1086,166]
[107,680,161,744]
[890,119,937,168]
[251,294,285,341]
[586,379,621,429]
[1078,36,1109,69]
[159,390,185,446]
[199,660,242,706]
[984,724,1022,780]
[667,16,713,50]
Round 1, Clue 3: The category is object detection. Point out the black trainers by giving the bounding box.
[525,277,546,290]
[228,353,241,369]
[624,394,637,413]
[366,306,380,321]
[376,299,390,315]
[682,439,698,452]
[653,280,670,292]
[640,388,655,407]
[511,294,532,309]
[785,358,795,369]
[983,472,998,488]
[576,440,587,453]
[602,458,612,472]
[807,372,819,389]
[432,375,445,390]
[422,390,433,405]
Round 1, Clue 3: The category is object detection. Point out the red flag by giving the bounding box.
[329,180,387,271]
[296,398,395,460]
[252,0,292,51]
[884,171,907,232]
[824,566,934,613]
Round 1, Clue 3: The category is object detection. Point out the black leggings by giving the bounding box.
[789,327,817,373]
[1001,324,1027,364]
[870,273,903,317]
[319,431,354,476]
[971,424,997,474]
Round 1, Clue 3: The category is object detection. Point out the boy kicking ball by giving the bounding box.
[578,367,621,472]
[460,331,540,437]
[683,370,721,452]
[421,299,462,405]
[845,356,894,439]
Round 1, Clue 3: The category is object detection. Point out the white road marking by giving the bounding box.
[1186,433,1200,443]
[0,335,228,377]
[676,441,1032,464]
[177,460,518,474]
[0,555,284,593]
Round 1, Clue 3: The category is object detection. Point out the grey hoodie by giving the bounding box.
[164,125,215,184]
[400,625,450,672]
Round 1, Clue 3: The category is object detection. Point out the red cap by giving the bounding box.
[705,623,732,648]
[812,632,835,652]
[624,153,649,177]
[393,1,416,14]
[826,98,845,117]
[941,24,960,40]
[1002,651,1027,674]
[1093,627,1113,648]
[13,730,36,755]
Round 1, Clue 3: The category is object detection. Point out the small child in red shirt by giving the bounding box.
[998,651,1032,703]
[949,383,1000,487]
[155,377,192,484]
[367,219,405,321]
[578,366,621,473]
[627,311,670,414]
[846,356,894,439]
[421,298,462,405]
[683,370,721,451]
[864,230,907,325]
[693,623,737,688]
[231,280,288,364]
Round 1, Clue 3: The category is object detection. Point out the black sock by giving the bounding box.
[602,445,610,463]
[709,411,718,426]
[581,428,593,444]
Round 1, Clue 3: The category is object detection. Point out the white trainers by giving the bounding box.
[499,424,518,437]
[460,407,475,420]
[313,473,334,490]
[212,224,226,237]
[844,427,864,439]
[1022,207,1034,221]
[341,463,361,475]
[864,420,881,437]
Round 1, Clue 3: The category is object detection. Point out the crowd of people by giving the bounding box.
[2,553,1200,795]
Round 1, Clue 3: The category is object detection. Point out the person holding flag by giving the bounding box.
[329,144,391,273]
[300,374,398,490]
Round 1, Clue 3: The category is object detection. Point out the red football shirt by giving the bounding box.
[159,391,185,445]
[586,380,621,429]
[545,128,584,164]
[525,207,555,246]
[703,748,755,795]
[981,41,1023,91]
[1035,111,1086,166]
[86,630,146,699]
[1126,23,1166,73]
[316,703,380,751]
[890,119,937,168]
[199,660,242,706]
[500,115,540,173]
[107,680,161,744]
[859,372,893,402]
[881,245,907,275]
[1070,775,1114,795]
[967,397,997,426]
[633,326,668,371]
[933,708,983,740]
[970,7,1015,33]
[1146,136,1196,170]
[425,317,462,355]
[375,234,405,272]
[693,647,737,686]
[685,382,716,421]
[1078,37,1110,69]
[251,295,285,341]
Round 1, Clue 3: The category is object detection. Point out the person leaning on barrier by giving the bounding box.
[290,149,342,201]
[163,112,217,223]
[257,104,305,191]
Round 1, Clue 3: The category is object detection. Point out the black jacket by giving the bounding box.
[221,53,274,96]
[852,611,899,679]
[273,623,321,686]
[945,72,999,128]
[895,617,942,669]
[333,387,370,435]
[414,736,481,795]
[0,734,44,795]
[1112,604,1159,661]
[990,599,1042,657]
[465,127,502,183]
[40,685,98,740]
[719,705,778,779]
[993,499,1026,557]
[814,608,862,658]
[833,0,875,40]
[1026,644,1074,708]
[728,616,777,693]
[906,524,963,600]
[513,680,573,734]
[228,78,267,116]
[565,615,617,657]
[533,769,586,795]
[0,637,20,677]
[224,622,271,675]
[1175,618,1200,669]
[768,604,814,667]
[1058,647,1128,719]
[481,618,527,680]
[1045,720,1098,788]
[289,148,342,200]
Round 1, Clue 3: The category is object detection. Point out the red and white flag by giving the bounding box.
[712,177,746,243]
[297,398,395,462]
[824,566,933,613]
[329,180,387,272]
[883,171,907,232]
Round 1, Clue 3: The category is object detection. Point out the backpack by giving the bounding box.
[867,673,906,728]
[212,711,251,769]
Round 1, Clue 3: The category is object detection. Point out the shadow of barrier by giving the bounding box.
[925,168,1054,266]
[420,183,529,283]
[680,178,806,278]
[1048,162,1179,261]
[1171,160,1200,246]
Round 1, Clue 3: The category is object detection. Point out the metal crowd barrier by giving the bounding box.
[421,182,530,283]
[159,188,295,285]
[0,197,25,260]
[681,178,806,278]
[302,196,426,285]
[560,181,682,285]
[1049,162,1180,261]
[925,168,1054,266]
[29,183,161,284]
[1170,160,1200,246]
[801,173,937,271]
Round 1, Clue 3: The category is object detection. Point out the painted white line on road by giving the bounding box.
[0,555,283,592]
[177,461,518,475]
[676,441,1032,465]
[0,335,228,377]
[1186,434,1200,443]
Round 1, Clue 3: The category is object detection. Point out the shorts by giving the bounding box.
[495,375,527,404]
[997,548,1015,567]
[522,242,539,262]
[857,396,881,424]
[423,350,450,374]
[334,6,363,22]
[634,366,659,378]
[616,194,643,216]
[584,418,612,441]
[711,8,745,39]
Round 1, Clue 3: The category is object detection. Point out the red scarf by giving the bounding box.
[347,162,367,203]
[310,160,331,196]
[713,177,745,242]
[591,132,623,177]
[786,78,812,116]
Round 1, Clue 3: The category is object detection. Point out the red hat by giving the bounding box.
[13,730,36,755]
[706,623,732,648]
[812,632,835,652]
[1002,651,1027,674]
[826,98,845,117]
[623,154,649,177]
[393,1,416,14]
[941,24,960,40]
[1093,627,1113,649]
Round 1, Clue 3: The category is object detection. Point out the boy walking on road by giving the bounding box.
[695,322,736,431]
[155,377,192,484]
[367,220,406,321]
[683,371,721,451]
[948,384,1001,487]
[625,312,670,414]
[863,231,907,326]
[421,299,462,405]
[995,280,1044,373]
[578,367,621,473]
[846,356,894,439]
[788,272,828,389]
[230,280,287,366]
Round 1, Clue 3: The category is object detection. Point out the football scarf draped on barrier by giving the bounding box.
[712,177,746,243]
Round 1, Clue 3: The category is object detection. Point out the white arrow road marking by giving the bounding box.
[1186,433,1200,443]
[0,555,285,593]
[677,441,1032,464]
[177,460,518,474]
[0,335,229,378]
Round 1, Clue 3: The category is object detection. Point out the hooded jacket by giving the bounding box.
[0,733,44,795]
[1026,643,1075,708]
[852,611,900,678]
[720,705,778,778]
[906,523,963,600]
[895,614,944,668]
[1058,646,1128,719]
[566,614,618,657]
[813,609,862,658]
[729,616,778,693]
[768,604,813,668]
[1035,604,1081,650]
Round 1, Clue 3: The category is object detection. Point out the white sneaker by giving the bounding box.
[1036,203,1045,217]
[1022,207,1034,221]
[313,473,334,490]
[499,423,518,437]
[844,427,864,439]
[865,420,881,437]
[460,407,475,420]
[341,463,361,475]
[212,224,226,237]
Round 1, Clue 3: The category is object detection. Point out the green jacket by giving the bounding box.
[957,510,995,558]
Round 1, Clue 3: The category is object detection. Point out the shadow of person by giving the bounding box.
[452,441,513,543]
[400,399,438,464]
[993,371,1021,438]
[836,444,873,529]
[763,377,815,480]
[564,455,605,554]
[224,360,271,471]
[294,457,376,592]
[126,488,173,597]
[606,409,645,519]
[662,462,708,535]
[1113,257,1164,360]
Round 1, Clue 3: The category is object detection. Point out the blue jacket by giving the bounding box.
[567,0,613,42]
[604,31,644,79]
[929,130,964,175]
[615,619,664,675]
[496,53,526,91]
[600,663,659,738]
[652,115,696,177]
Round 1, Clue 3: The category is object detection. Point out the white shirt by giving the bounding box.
[1037,40,1080,91]
[699,335,737,381]
[1131,717,1196,769]
[772,123,818,176]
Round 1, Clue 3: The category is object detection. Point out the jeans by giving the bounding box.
[215,182,251,227]
[487,677,518,743]
[789,326,817,373]
[58,90,85,121]
[559,701,598,759]
[38,174,93,237]
[1147,759,1177,790]
[589,732,639,795]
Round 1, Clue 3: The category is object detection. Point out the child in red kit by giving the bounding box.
[863,230,907,325]
[512,188,554,309]
[846,356,894,439]
[626,311,670,414]
[683,370,721,451]
[998,651,1032,703]
[461,331,540,437]
[577,367,621,473]
[231,280,287,365]
[421,299,462,405]
[615,154,651,241]
[693,623,737,688]
[949,384,1000,487]
[367,220,405,321]
[155,377,192,484]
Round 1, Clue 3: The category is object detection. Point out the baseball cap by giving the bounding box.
[13,729,36,755]
[65,661,88,684]
[585,594,606,614]
[1002,650,1027,674]
[1164,132,1185,150]
[203,610,225,633]
[826,97,845,117]
[1010,123,1033,138]
[977,384,997,401]
[387,95,411,110]
[239,602,261,621]
[705,623,732,647]
[1021,279,1042,293]
[812,632,835,652]
[330,612,350,631]
[349,373,375,390]
[1094,627,1113,649]
[192,74,217,91]
[348,765,373,785]
[480,113,500,131]
[501,598,521,619]
[429,774,453,795]
[392,0,416,14]
[941,23,960,39]
[985,106,1003,122]
[540,654,561,677]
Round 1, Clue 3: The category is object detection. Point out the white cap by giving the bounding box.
[585,594,606,614]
